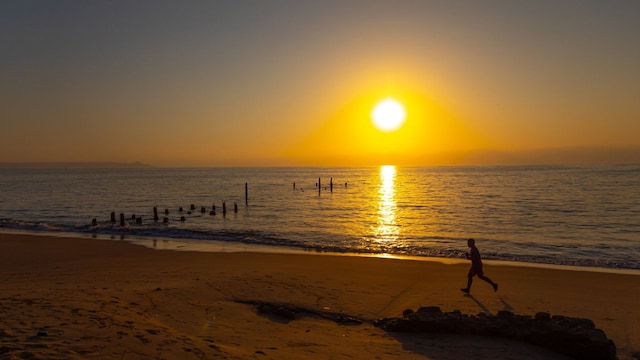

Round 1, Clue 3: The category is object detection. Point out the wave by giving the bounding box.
[1,219,638,271]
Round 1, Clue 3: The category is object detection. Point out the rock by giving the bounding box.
[416,306,442,315]
[402,309,414,318]
[535,311,551,321]
[445,309,462,319]
[415,306,443,321]
[375,307,616,360]
[336,315,362,325]
[256,303,297,320]
[573,317,596,330]
[19,351,36,359]
[497,310,514,319]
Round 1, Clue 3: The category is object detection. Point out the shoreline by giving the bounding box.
[2,228,639,276]
[1,232,639,359]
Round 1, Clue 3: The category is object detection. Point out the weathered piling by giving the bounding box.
[200,206,206,214]
[163,217,169,224]
[136,216,142,224]
[119,213,125,227]
[180,216,186,222]
[222,202,227,216]
[318,177,321,195]
[245,182,248,206]
[131,214,136,220]
[111,212,116,223]
[179,207,183,212]
[190,204,195,210]
[330,177,333,192]
[91,218,97,226]
[234,202,238,213]
[293,181,296,190]
[153,207,159,221]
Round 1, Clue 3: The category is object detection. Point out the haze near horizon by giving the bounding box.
[2,1,639,167]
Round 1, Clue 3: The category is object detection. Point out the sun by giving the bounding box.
[371,98,406,132]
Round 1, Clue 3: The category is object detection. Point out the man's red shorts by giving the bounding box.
[468,266,484,277]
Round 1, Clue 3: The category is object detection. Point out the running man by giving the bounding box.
[461,238,498,294]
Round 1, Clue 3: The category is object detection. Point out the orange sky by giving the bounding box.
[1,1,639,166]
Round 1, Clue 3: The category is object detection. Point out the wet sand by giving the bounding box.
[0,233,638,359]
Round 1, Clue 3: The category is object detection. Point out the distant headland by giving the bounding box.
[0,161,152,169]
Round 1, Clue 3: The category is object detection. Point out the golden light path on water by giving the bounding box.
[374,165,399,243]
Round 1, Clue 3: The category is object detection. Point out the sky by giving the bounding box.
[1,0,639,167]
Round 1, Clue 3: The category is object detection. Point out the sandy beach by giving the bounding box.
[0,233,638,360]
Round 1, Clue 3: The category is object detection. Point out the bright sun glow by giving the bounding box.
[371,98,406,132]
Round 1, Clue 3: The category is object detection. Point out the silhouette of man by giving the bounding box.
[461,238,498,294]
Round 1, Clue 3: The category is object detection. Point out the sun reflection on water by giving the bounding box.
[375,165,399,242]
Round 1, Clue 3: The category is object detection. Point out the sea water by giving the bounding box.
[0,165,639,270]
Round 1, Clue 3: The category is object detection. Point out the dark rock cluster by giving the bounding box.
[375,307,616,360]
[239,300,363,325]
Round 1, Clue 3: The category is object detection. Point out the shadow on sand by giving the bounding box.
[463,293,514,315]
[389,332,573,360]
[463,293,492,315]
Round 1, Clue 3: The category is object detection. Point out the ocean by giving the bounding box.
[1,165,639,271]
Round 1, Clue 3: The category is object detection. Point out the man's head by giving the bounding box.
[467,238,475,247]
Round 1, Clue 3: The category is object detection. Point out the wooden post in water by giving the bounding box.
[222,202,227,216]
[119,213,125,227]
[318,177,321,195]
[330,177,333,193]
[111,212,116,223]
[153,207,159,221]
[293,182,296,190]
[234,202,238,213]
[245,182,248,206]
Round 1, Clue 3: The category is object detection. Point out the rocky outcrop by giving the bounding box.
[375,307,616,360]
[239,300,364,325]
